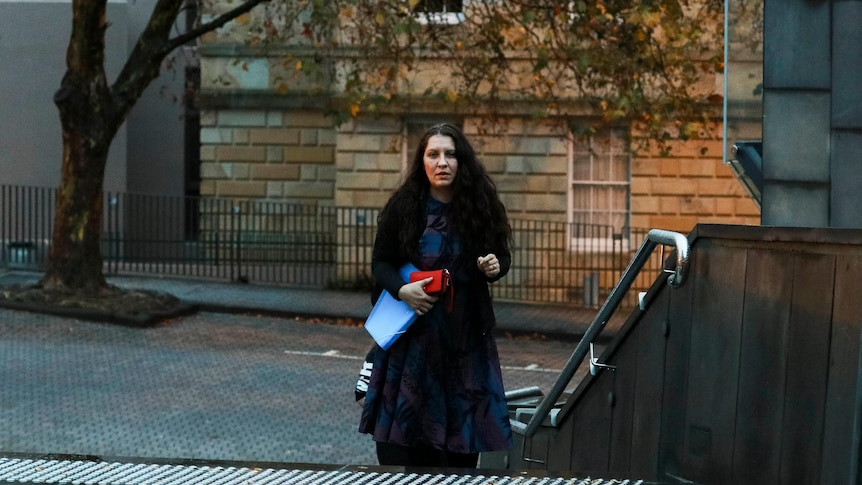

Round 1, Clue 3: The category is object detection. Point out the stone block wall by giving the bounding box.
[197,107,760,298]
[631,135,760,233]
[334,118,405,210]
[332,117,571,220]
[467,119,570,222]
[200,109,336,206]
[201,110,760,232]
[197,108,340,273]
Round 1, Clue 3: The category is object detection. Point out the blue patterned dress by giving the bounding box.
[359,198,513,454]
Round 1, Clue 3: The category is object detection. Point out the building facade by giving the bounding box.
[195,108,760,232]
[195,2,759,235]
[0,0,761,302]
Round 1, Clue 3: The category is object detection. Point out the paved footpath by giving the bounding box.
[0,271,607,341]
[0,270,637,484]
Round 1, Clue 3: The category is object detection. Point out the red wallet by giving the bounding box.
[410,269,450,294]
[409,269,453,311]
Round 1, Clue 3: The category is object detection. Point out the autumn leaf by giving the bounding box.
[680,122,702,139]
[262,0,731,146]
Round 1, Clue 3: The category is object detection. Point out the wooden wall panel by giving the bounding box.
[508,433,530,469]
[509,421,555,470]
[545,416,575,472]
[821,254,862,485]
[608,323,639,473]
[681,243,747,483]
[629,289,671,478]
[525,428,550,471]
[508,227,862,483]
[779,252,834,484]
[569,373,615,474]
[731,248,795,483]
[660,246,696,481]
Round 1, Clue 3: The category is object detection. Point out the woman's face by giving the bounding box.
[423,134,459,202]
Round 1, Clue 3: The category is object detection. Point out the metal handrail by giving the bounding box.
[511,229,690,444]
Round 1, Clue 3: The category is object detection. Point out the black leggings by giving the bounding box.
[376,442,479,469]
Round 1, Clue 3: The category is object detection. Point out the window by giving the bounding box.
[412,0,464,25]
[568,127,631,249]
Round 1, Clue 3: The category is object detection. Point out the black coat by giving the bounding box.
[369,198,510,335]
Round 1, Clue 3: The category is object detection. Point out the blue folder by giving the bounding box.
[364,263,418,350]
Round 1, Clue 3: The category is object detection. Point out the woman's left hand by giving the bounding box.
[477,253,500,278]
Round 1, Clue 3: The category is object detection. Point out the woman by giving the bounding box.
[359,123,513,468]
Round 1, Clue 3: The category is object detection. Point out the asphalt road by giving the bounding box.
[0,308,592,467]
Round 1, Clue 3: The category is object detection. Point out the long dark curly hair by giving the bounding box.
[378,123,512,263]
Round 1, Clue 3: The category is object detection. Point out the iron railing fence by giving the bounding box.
[0,185,664,306]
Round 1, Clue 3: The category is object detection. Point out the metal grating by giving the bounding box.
[0,458,644,485]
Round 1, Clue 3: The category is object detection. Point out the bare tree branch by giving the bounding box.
[111,0,270,129]
[167,0,271,51]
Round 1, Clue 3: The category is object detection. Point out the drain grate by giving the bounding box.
[0,457,644,485]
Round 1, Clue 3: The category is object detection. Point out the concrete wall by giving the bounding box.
[0,0,128,191]
[830,0,862,228]
[762,0,862,228]
[469,119,569,222]
[125,0,187,197]
[0,0,186,197]
[334,118,403,210]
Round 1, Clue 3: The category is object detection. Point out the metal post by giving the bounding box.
[232,205,241,282]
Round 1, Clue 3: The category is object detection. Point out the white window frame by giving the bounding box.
[566,128,632,252]
[411,0,465,25]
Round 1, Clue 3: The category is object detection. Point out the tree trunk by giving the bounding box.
[41,0,116,293]
[39,0,269,292]
[41,124,113,292]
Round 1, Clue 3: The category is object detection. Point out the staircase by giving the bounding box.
[499,224,862,484]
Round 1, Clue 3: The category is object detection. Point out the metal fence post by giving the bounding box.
[1,184,663,306]
[232,205,241,281]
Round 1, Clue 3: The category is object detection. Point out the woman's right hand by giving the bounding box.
[398,278,439,315]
